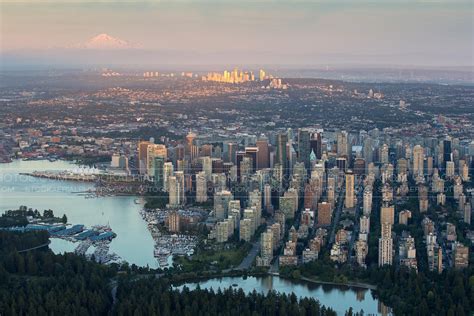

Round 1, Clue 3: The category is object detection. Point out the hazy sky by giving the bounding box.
[1,0,473,67]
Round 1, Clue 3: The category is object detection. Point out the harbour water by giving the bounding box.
[0,160,158,268]
[178,275,381,315]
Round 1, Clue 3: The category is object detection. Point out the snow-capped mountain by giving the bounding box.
[71,33,138,50]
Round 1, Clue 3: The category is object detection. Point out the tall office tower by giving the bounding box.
[185,131,196,157]
[168,176,181,207]
[397,158,408,175]
[272,163,284,190]
[215,220,231,243]
[380,203,395,226]
[310,132,322,159]
[245,146,259,172]
[304,183,315,210]
[363,186,373,215]
[212,158,224,174]
[297,129,311,170]
[412,145,425,177]
[336,157,347,172]
[213,145,222,159]
[229,199,241,212]
[344,170,355,209]
[138,140,152,174]
[353,158,366,175]
[380,144,389,164]
[214,190,233,219]
[240,157,253,182]
[146,144,167,177]
[259,69,266,81]
[317,201,332,226]
[327,176,336,206]
[360,215,370,234]
[382,183,393,202]
[274,210,286,234]
[378,223,393,266]
[363,137,373,164]
[248,189,262,226]
[239,219,253,241]
[174,145,185,163]
[199,156,212,181]
[152,156,165,189]
[337,131,349,158]
[263,184,273,212]
[426,233,443,273]
[276,133,289,175]
[443,137,453,169]
[236,151,246,181]
[195,171,208,203]
[256,136,270,169]
[418,184,429,212]
[243,208,257,232]
[175,171,185,204]
[163,162,174,192]
[168,211,180,233]
[224,142,238,164]
[279,188,298,219]
[446,161,455,178]
[260,230,274,260]
[200,144,213,157]
[460,161,469,181]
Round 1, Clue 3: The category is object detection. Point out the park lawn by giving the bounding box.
[176,242,252,271]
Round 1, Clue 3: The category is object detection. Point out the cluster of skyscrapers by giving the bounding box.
[202,68,268,84]
[131,128,472,270]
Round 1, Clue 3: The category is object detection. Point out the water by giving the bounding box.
[0,160,158,268]
[179,275,382,315]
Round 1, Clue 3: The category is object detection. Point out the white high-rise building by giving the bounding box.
[378,223,393,266]
[345,170,355,209]
[163,162,174,192]
[412,145,424,177]
[363,186,373,215]
[200,156,212,181]
[195,171,208,203]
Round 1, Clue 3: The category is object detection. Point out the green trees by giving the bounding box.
[1,231,339,315]
[114,278,337,316]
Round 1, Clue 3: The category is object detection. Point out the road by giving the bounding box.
[236,241,260,270]
[17,241,51,253]
[328,180,346,247]
[348,181,364,262]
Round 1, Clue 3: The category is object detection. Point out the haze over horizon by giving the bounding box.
[1,0,473,69]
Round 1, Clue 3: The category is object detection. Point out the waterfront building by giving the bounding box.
[168,210,180,233]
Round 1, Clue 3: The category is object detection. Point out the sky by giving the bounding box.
[0,0,473,67]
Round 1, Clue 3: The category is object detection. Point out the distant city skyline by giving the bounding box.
[1,0,473,67]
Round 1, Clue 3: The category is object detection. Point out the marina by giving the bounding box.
[0,160,158,268]
[3,221,120,264]
[139,208,201,267]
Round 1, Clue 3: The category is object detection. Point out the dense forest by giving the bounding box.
[281,257,473,316]
[115,279,337,316]
[0,231,338,316]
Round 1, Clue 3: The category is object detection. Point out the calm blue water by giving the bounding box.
[179,275,382,315]
[0,160,158,268]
